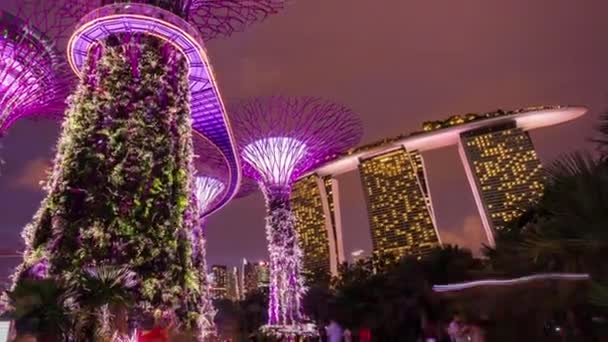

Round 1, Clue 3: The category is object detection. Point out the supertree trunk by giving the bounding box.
[10,35,202,336]
[263,186,304,327]
[188,194,217,339]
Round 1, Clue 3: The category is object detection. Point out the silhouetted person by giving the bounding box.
[325,320,343,342]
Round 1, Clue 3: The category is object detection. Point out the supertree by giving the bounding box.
[6,0,287,339]
[190,136,257,339]
[230,96,363,338]
[0,3,74,136]
[61,0,286,41]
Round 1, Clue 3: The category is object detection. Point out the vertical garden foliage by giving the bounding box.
[263,190,305,326]
[11,35,201,332]
[187,194,217,338]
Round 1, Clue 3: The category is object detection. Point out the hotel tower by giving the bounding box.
[292,107,585,266]
[358,148,440,260]
[458,122,545,245]
[292,174,345,275]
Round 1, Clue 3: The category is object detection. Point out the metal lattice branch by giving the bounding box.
[58,0,288,41]
[231,96,363,186]
[193,134,229,180]
[193,134,258,201]
[195,176,226,213]
[0,6,75,135]
[7,0,80,44]
[186,0,287,40]
[230,96,360,335]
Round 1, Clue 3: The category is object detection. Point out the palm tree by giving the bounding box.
[70,265,137,341]
[481,152,608,339]
[514,153,608,275]
[5,278,75,342]
[593,111,608,155]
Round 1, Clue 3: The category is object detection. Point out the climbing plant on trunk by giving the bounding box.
[8,35,201,336]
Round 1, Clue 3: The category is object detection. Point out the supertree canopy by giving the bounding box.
[0,7,73,135]
[231,96,363,337]
[61,0,287,41]
[5,0,288,338]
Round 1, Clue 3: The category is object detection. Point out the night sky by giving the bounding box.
[1,0,607,271]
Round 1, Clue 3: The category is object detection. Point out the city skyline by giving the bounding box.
[0,0,605,270]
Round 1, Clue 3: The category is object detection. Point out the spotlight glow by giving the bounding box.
[243,137,307,187]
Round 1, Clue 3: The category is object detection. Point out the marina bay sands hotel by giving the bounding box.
[291,106,587,275]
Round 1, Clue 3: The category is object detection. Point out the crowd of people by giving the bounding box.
[320,315,486,342]
[324,320,372,342]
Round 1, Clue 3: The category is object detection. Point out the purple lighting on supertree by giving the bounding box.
[190,136,258,339]
[234,97,364,188]
[231,96,363,337]
[243,137,307,187]
[66,2,245,217]
[191,175,225,339]
[0,8,73,135]
[60,0,287,41]
[195,176,225,212]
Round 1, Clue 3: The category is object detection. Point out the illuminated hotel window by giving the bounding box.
[292,174,331,273]
[460,122,545,232]
[358,148,439,260]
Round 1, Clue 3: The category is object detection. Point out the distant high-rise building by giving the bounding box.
[210,265,228,300]
[292,174,344,275]
[242,259,257,296]
[226,266,241,301]
[242,259,270,296]
[358,148,440,260]
[459,122,545,245]
[257,261,270,289]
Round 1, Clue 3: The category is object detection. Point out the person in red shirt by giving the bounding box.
[359,326,372,342]
[137,313,171,342]
[138,326,169,342]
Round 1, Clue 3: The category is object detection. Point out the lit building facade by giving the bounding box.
[242,259,257,296]
[210,265,228,300]
[408,150,437,226]
[301,107,584,253]
[358,148,440,259]
[226,266,241,301]
[242,259,271,296]
[322,176,345,271]
[257,261,270,289]
[292,174,344,275]
[458,122,545,245]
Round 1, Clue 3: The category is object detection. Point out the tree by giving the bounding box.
[70,266,136,341]
[329,248,483,340]
[302,267,333,325]
[593,111,608,155]
[10,35,200,335]
[492,153,608,276]
[239,290,269,336]
[481,153,608,340]
[5,278,74,342]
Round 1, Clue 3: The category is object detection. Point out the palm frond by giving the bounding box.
[592,111,608,152]
[545,151,599,181]
[79,265,137,308]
